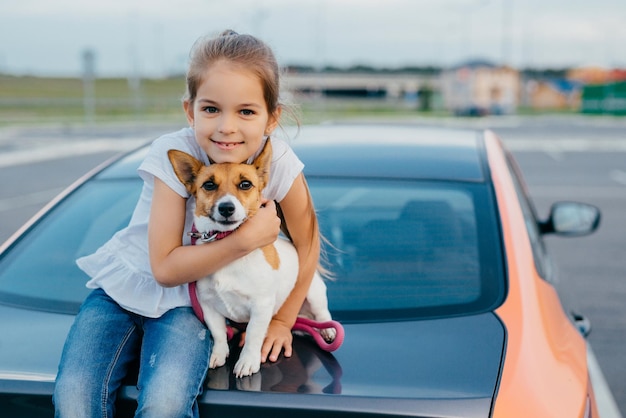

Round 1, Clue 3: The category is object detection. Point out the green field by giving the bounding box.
[0,75,189,125]
[1,74,588,128]
[0,74,458,127]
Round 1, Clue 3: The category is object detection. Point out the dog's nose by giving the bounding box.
[218,201,236,218]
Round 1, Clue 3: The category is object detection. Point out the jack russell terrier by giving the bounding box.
[168,139,340,378]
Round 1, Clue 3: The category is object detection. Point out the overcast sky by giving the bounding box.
[1,0,625,77]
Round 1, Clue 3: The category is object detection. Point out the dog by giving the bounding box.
[168,139,336,378]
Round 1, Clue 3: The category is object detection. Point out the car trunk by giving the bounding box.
[189,312,507,418]
[0,304,505,418]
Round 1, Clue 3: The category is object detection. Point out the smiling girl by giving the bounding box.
[53,30,320,417]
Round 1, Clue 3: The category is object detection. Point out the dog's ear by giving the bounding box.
[253,139,272,189]
[168,149,203,194]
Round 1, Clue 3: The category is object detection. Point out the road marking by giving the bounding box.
[503,138,626,152]
[0,138,148,168]
[610,170,626,186]
[529,185,626,199]
[588,345,624,418]
[0,188,65,212]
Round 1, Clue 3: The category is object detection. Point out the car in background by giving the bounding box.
[0,124,603,417]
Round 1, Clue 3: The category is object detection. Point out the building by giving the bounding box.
[567,66,626,115]
[524,79,582,111]
[440,60,520,116]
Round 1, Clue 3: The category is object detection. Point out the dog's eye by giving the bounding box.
[202,181,217,191]
[239,181,253,190]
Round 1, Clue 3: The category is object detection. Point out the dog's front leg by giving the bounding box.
[201,306,230,369]
[233,302,273,378]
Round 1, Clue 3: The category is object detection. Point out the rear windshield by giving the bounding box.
[310,178,505,321]
[0,177,505,320]
[0,180,142,314]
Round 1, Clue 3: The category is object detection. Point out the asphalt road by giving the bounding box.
[0,116,625,415]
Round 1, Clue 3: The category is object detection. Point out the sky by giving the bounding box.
[1,0,625,78]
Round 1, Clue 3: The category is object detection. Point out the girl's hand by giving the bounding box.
[149,179,282,286]
[261,318,293,363]
[236,199,281,252]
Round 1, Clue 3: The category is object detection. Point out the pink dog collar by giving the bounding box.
[188,225,233,244]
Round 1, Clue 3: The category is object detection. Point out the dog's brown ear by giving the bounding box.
[253,138,272,189]
[168,149,203,194]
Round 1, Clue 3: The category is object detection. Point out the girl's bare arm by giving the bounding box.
[261,173,320,362]
[148,178,281,287]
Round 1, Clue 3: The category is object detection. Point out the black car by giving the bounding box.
[0,124,606,417]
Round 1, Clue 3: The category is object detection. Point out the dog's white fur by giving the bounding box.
[168,140,334,378]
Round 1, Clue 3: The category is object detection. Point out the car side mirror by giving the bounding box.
[539,202,601,237]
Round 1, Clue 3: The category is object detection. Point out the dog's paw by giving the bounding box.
[321,327,337,343]
[233,351,261,378]
[209,342,230,369]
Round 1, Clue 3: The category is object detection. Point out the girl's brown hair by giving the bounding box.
[184,30,280,116]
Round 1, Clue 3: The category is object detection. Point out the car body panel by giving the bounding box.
[0,305,68,390]
[0,300,505,417]
[0,124,604,417]
[484,131,594,417]
[195,314,505,417]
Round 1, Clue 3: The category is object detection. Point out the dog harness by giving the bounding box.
[187,224,345,352]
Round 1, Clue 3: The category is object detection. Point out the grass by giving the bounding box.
[0,74,461,127]
[0,75,187,125]
[0,74,597,128]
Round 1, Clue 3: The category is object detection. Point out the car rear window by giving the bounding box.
[310,178,505,321]
[0,180,142,314]
[0,176,505,320]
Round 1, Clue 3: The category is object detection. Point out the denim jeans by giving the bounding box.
[53,288,212,418]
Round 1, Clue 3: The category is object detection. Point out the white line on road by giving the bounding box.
[503,138,626,152]
[0,188,65,212]
[0,138,148,168]
[588,345,624,418]
[610,170,626,186]
[529,185,626,199]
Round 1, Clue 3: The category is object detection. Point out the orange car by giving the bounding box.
[0,124,609,417]
[484,130,600,417]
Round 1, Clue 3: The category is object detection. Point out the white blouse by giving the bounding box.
[76,127,304,318]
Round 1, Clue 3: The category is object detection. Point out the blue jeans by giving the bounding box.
[53,288,212,418]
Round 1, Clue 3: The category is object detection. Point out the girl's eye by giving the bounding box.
[239,181,253,190]
[203,106,219,114]
[240,109,255,116]
[202,181,217,191]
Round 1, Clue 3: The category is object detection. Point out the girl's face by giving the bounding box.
[184,60,279,164]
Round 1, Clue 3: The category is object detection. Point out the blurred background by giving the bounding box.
[1,0,625,124]
[1,0,625,416]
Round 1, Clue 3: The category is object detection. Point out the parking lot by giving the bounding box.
[0,115,624,416]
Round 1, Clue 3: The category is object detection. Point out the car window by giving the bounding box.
[0,180,142,314]
[0,176,505,321]
[310,178,505,321]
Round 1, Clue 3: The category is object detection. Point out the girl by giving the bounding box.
[53,29,320,417]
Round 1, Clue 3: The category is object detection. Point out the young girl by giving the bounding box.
[53,29,320,417]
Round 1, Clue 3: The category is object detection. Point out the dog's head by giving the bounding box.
[168,139,272,234]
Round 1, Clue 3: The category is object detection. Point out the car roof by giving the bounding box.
[292,124,486,181]
[97,124,487,182]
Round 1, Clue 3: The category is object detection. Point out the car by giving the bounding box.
[0,123,604,417]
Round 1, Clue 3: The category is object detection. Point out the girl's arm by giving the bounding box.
[148,177,281,287]
[261,173,320,363]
